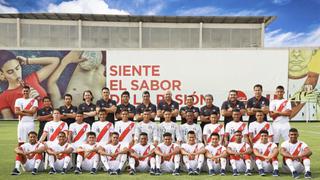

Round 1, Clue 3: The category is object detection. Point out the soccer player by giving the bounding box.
[180,111,202,143]
[115,91,136,121]
[246,84,269,125]
[249,110,273,145]
[180,95,200,124]
[14,86,38,145]
[37,96,53,139]
[224,109,249,146]
[280,128,312,179]
[157,90,179,123]
[11,131,45,175]
[78,90,97,126]
[114,109,136,147]
[135,110,158,146]
[269,85,292,146]
[180,131,205,175]
[92,109,114,145]
[59,94,77,126]
[221,90,246,126]
[253,130,279,176]
[129,132,156,175]
[96,87,117,124]
[158,110,182,144]
[203,112,225,146]
[227,130,252,176]
[69,111,91,151]
[135,91,157,122]
[98,132,129,175]
[205,133,227,176]
[200,94,220,129]
[74,132,100,174]
[46,131,73,174]
[155,132,181,176]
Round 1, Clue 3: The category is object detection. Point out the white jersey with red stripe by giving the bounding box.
[115,121,135,146]
[225,121,248,142]
[135,121,159,144]
[100,143,126,161]
[227,142,250,154]
[269,99,291,124]
[14,98,38,122]
[131,143,155,159]
[181,143,204,153]
[91,121,114,144]
[180,123,202,143]
[157,142,179,154]
[69,122,90,147]
[205,144,226,156]
[43,121,68,143]
[253,142,277,156]
[203,123,224,141]
[158,121,181,142]
[280,140,308,156]
[79,143,99,159]
[48,141,73,153]
[20,142,44,154]
[249,121,273,143]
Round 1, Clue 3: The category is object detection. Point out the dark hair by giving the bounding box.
[140,132,148,137]
[111,132,119,136]
[254,84,263,90]
[187,130,195,135]
[276,85,285,90]
[210,132,220,138]
[232,108,240,113]
[53,108,60,113]
[234,130,242,134]
[76,110,84,115]
[229,90,237,94]
[23,86,30,90]
[98,109,107,114]
[87,131,96,137]
[210,112,218,116]
[42,96,51,102]
[64,94,73,100]
[58,131,67,136]
[121,108,129,113]
[289,128,298,133]
[163,132,172,137]
[143,109,151,113]
[121,91,130,98]
[28,131,38,136]
[0,50,16,70]
[187,95,194,100]
[163,108,172,113]
[255,109,264,114]
[102,87,110,91]
[142,91,150,96]
[82,90,94,101]
[260,130,269,135]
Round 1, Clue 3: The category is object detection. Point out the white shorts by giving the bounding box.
[272,122,290,143]
[136,160,150,172]
[182,158,199,171]
[160,161,175,173]
[207,159,222,171]
[256,160,276,173]
[282,161,305,174]
[53,157,72,171]
[17,122,34,143]
[81,156,99,171]
[23,158,44,172]
[231,160,246,172]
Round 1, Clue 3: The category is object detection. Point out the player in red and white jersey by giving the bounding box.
[92,109,114,145]
[98,132,129,175]
[129,132,156,175]
[154,132,181,176]
[46,131,73,174]
[203,112,225,146]
[134,110,159,146]
[158,110,182,144]
[14,86,38,145]
[205,133,227,176]
[280,128,312,179]
[114,109,135,147]
[253,130,279,176]
[74,132,99,174]
[39,109,68,144]
[69,111,90,151]
[249,110,273,145]
[225,109,249,145]
[11,131,45,176]
[180,111,202,143]
[180,131,205,175]
[269,86,292,145]
[227,130,252,176]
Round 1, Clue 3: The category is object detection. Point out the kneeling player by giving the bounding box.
[181,131,205,175]
[253,130,279,176]
[98,132,129,175]
[46,131,73,174]
[11,131,45,175]
[205,133,227,176]
[74,132,100,174]
[129,132,156,175]
[227,130,252,176]
[155,132,181,176]
[280,128,312,179]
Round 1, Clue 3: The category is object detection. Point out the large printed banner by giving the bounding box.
[107,50,288,120]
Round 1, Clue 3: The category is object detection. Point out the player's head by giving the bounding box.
[22,86,30,98]
[52,108,61,120]
[205,94,213,105]
[101,87,110,98]
[234,130,243,143]
[275,85,285,99]
[0,50,22,83]
[82,90,94,102]
[253,84,263,97]
[260,130,269,143]
[64,94,73,105]
[210,112,219,123]
[43,96,52,107]
[98,109,106,121]
[58,131,67,144]
[163,132,172,145]
[28,131,38,144]
[142,109,151,122]
[121,109,129,121]
[255,110,264,122]
[139,132,148,145]
[186,95,194,106]
[142,91,150,102]
[228,90,238,102]
[289,128,299,143]
[75,110,84,122]
[232,109,241,122]
[186,110,194,123]
[121,91,130,103]
[111,132,119,144]
[210,132,220,146]
[187,130,196,144]
[87,131,96,144]
[164,90,172,101]
[163,109,172,121]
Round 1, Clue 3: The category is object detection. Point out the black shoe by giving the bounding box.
[193,168,200,175]
[258,169,266,176]
[31,168,38,175]
[74,167,82,174]
[273,169,279,177]
[106,169,112,175]
[49,167,57,175]
[304,171,311,179]
[61,168,67,175]
[188,168,193,175]
[90,168,97,174]
[220,169,226,176]
[129,169,136,175]
[149,168,155,175]
[172,168,180,176]
[233,169,239,176]
[155,168,161,176]
[245,169,252,176]
[115,169,121,175]
[292,171,299,179]
[11,168,20,176]
[208,169,215,176]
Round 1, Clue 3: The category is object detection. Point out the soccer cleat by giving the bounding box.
[49,167,57,175]
[106,169,112,175]
[304,171,312,179]
[188,168,193,175]
[259,169,266,176]
[208,169,215,176]
[31,168,38,175]
[273,169,279,177]
[233,169,239,176]
[11,168,21,176]
[292,171,299,179]
[74,167,82,174]
[172,168,180,176]
[90,168,97,174]
[129,169,136,175]
[193,168,200,175]
[61,168,67,175]
[155,168,162,176]
[115,169,121,175]
[149,168,155,175]
[245,169,252,176]
[220,169,226,176]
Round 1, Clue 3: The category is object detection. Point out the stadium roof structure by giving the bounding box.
[0,13,276,26]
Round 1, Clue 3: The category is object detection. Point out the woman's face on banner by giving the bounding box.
[0,59,22,83]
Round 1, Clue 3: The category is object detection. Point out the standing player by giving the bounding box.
[69,111,91,152]
[246,84,269,125]
[280,128,312,179]
[203,112,225,146]
[96,87,117,124]
[135,91,157,122]
[46,132,73,174]
[180,111,202,143]
[92,109,114,145]
[157,91,179,123]
[74,132,100,174]
[78,90,96,126]
[224,109,249,146]
[269,85,292,146]
[59,94,77,126]
[11,131,45,175]
[115,91,136,121]
[158,110,182,144]
[221,90,246,126]
[115,109,136,147]
[200,94,220,129]
[205,133,227,176]
[249,110,273,145]
[135,110,158,146]
[98,132,129,175]
[227,131,252,176]
[180,131,205,175]
[14,86,38,145]
[129,132,156,175]
[253,130,279,176]
[155,132,181,176]
[180,95,200,124]
[37,96,53,139]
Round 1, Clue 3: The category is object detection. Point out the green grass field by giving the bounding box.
[0,121,319,180]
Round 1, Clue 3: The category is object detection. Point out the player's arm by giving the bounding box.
[297,147,312,159]
[61,112,76,119]
[39,131,48,143]
[171,146,180,156]
[171,108,179,118]
[253,148,265,158]
[195,147,206,155]
[22,106,37,115]
[46,147,57,156]
[267,147,279,160]
[14,146,25,155]
[180,147,189,156]
[224,133,229,146]
[156,109,164,118]
[221,109,232,117]
[278,109,292,117]
[105,105,117,114]
[203,134,208,145]
[97,146,110,156]
[118,147,129,154]
[243,146,252,155]
[155,146,165,157]
[37,114,53,122]
[227,147,239,156]
[30,145,46,154]
[280,147,293,158]
[15,107,30,116]
[83,110,97,117]
[129,149,140,159]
